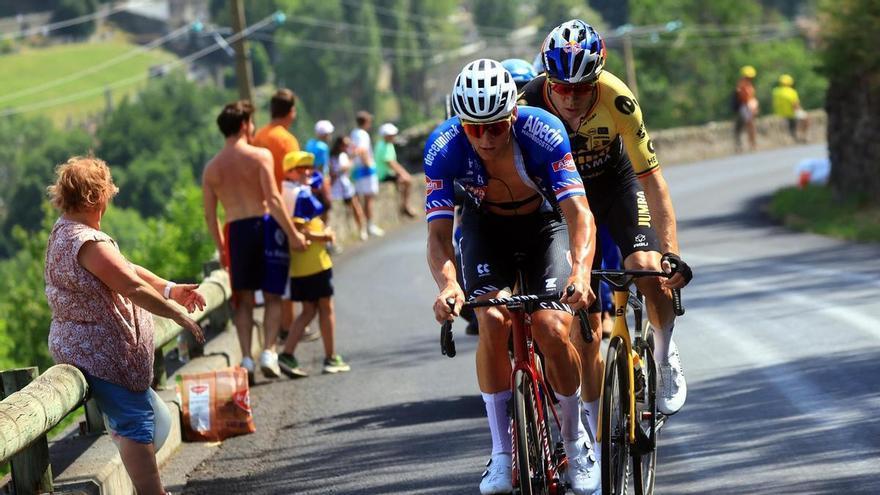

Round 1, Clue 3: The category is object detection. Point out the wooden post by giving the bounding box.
[1,367,53,495]
[82,397,105,435]
[153,347,168,390]
[230,0,255,103]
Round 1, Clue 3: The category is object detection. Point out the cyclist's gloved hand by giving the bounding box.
[433,284,465,323]
[661,252,693,289]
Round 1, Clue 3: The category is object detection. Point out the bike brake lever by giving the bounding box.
[565,285,593,344]
[440,297,457,358]
[578,309,593,344]
[672,288,685,316]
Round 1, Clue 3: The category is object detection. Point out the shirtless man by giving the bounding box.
[203,100,308,382]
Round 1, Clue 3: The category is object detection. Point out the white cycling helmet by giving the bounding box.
[451,59,518,123]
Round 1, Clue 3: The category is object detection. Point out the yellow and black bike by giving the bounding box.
[594,269,684,495]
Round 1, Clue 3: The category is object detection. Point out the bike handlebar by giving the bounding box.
[592,269,684,316]
[439,286,593,358]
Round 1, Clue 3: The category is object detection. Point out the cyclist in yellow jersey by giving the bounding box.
[522,20,694,431]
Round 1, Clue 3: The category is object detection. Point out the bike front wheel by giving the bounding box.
[632,339,659,495]
[602,337,631,495]
[513,369,549,495]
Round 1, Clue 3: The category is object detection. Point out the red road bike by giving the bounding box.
[441,283,592,495]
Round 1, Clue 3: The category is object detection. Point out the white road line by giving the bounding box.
[687,312,877,470]
[689,253,880,289]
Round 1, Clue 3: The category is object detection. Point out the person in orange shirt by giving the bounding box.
[735,65,759,152]
[253,88,303,336]
[253,88,301,192]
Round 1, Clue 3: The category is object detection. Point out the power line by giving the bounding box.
[253,32,451,58]
[279,13,509,43]
[0,13,279,118]
[0,24,191,104]
[336,0,514,36]
[0,1,150,41]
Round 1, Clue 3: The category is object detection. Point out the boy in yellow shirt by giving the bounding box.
[277,151,350,376]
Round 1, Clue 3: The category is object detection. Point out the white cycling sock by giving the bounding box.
[483,391,512,456]
[653,324,674,365]
[582,398,599,441]
[555,388,588,443]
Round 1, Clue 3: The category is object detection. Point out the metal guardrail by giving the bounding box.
[0,268,231,494]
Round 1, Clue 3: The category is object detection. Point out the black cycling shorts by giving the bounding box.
[589,179,660,261]
[459,206,572,314]
[585,176,661,312]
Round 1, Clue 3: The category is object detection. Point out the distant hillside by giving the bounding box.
[0,39,176,125]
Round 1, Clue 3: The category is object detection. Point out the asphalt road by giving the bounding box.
[172,143,880,495]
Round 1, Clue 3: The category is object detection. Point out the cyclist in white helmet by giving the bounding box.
[426,58,600,495]
[521,20,694,434]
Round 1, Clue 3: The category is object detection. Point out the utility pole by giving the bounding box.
[230,0,254,103]
[622,33,639,100]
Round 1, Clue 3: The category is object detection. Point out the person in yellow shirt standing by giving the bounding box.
[277,151,350,377]
[772,74,808,143]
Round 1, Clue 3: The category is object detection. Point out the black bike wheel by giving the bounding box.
[633,342,659,495]
[514,370,549,495]
[601,338,631,495]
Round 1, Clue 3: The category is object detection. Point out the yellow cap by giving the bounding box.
[741,65,757,78]
[282,151,315,172]
[778,74,794,86]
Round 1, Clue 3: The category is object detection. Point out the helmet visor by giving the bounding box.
[548,79,595,97]
[460,115,513,139]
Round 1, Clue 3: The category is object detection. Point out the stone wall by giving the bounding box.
[330,110,826,247]
[395,110,827,170]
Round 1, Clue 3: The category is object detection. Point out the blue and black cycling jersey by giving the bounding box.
[422,106,586,222]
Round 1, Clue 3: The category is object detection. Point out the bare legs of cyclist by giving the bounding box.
[626,250,687,415]
[572,312,604,450]
[475,291,599,495]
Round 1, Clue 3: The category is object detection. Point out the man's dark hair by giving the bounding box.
[356,110,373,127]
[216,100,254,137]
[270,88,297,119]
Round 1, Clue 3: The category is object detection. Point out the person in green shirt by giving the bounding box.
[772,74,808,143]
[375,123,416,218]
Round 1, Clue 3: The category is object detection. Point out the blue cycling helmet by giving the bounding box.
[541,19,606,84]
[500,58,538,89]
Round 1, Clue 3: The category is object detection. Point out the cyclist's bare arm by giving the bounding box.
[638,170,678,256]
[427,218,464,321]
[557,195,596,309]
[637,171,692,289]
[201,167,228,267]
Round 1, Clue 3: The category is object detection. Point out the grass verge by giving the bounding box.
[0,39,175,124]
[768,185,880,242]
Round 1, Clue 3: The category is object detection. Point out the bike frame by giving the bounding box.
[598,287,641,444]
[508,302,563,488]
[596,269,681,447]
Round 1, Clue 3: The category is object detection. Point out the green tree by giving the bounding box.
[625,0,826,129]
[0,122,92,256]
[819,0,880,203]
[471,0,519,36]
[104,180,215,282]
[274,0,382,127]
[50,0,98,38]
[0,203,55,371]
[113,146,196,218]
[538,0,584,35]
[97,75,225,171]
[251,41,272,87]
